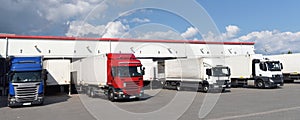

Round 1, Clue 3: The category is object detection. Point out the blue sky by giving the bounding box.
[198,0,300,35]
[0,0,299,54]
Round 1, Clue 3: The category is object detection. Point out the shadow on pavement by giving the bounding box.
[0,96,7,108]
[43,93,71,106]
[0,93,71,108]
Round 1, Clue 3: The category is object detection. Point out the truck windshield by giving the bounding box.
[267,62,281,71]
[212,67,229,77]
[113,66,143,77]
[10,71,42,83]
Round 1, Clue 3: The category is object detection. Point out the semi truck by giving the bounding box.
[163,57,231,92]
[71,53,145,101]
[7,56,46,107]
[267,53,300,82]
[225,54,284,88]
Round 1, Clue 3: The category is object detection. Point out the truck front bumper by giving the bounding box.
[264,77,284,88]
[264,81,284,88]
[214,80,231,88]
[8,96,44,107]
[209,80,231,92]
[113,90,144,100]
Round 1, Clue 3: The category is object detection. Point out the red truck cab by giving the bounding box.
[106,53,144,101]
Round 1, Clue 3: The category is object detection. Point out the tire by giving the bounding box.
[87,87,92,97]
[38,100,44,106]
[86,87,90,96]
[108,89,115,102]
[202,84,209,93]
[222,88,226,93]
[134,97,140,101]
[89,87,96,98]
[256,80,265,88]
[162,82,168,89]
[77,85,84,94]
[176,83,181,91]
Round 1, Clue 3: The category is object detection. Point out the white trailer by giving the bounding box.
[225,54,284,88]
[267,53,300,82]
[139,59,161,88]
[43,59,71,93]
[163,57,231,92]
[140,59,158,82]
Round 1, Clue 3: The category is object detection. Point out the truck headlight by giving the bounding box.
[270,79,274,83]
[9,96,16,101]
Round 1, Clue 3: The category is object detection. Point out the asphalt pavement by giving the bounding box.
[0,82,300,120]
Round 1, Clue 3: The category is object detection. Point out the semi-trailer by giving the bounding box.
[163,57,231,92]
[225,54,284,88]
[139,59,163,88]
[71,53,145,101]
[43,59,71,93]
[267,53,300,82]
[7,56,47,107]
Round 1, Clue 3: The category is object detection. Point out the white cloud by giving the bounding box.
[122,18,150,24]
[222,25,240,39]
[42,0,104,22]
[131,18,150,23]
[66,20,130,38]
[0,0,105,35]
[201,25,240,41]
[199,25,300,54]
[65,21,105,37]
[181,27,198,39]
[102,21,130,38]
[238,30,300,54]
[131,30,183,40]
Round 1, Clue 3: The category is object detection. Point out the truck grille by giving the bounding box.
[15,86,38,102]
[124,81,140,95]
[216,80,229,85]
[272,75,283,84]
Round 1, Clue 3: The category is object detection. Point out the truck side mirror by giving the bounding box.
[227,68,231,76]
[42,69,48,80]
[141,67,145,75]
[280,63,283,70]
[206,69,212,76]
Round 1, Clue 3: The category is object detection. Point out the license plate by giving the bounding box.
[23,103,31,106]
[277,84,280,86]
[222,85,226,87]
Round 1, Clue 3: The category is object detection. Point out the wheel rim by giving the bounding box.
[87,88,91,95]
[257,81,264,88]
[90,89,94,97]
[203,86,208,92]
[109,90,114,100]
[176,84,181,91]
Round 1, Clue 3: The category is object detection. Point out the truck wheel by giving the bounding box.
[108,89,115,102]
[202,84,209,93]
[87,87,92,97]
[89,88,96,98]
[80,85,85,94]
[222,88,226,93]
[256,80,265,88]
[86,87,91,96]
[176,83,181,91]
[162,82,168,89]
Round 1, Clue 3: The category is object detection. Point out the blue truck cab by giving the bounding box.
[7,56,46,107]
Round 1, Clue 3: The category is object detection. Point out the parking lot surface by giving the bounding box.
[1,83,300,120]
